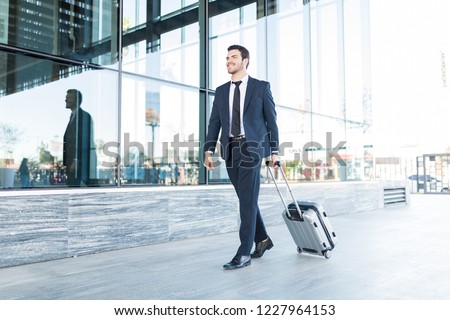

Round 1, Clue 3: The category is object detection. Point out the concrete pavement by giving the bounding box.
[0,194,449,300]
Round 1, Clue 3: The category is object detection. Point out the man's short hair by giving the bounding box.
[227,44,250,68]
[67,89,83,105]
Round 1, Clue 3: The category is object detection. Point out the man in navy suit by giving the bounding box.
[203,45,279,270]
[63,89,97,186]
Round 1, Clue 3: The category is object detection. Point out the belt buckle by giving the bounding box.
[230,135,245,142]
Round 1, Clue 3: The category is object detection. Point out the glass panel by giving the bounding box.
[268,1,311,181]
[277,106,311,181]
[123,0,147,30]
[161,1,180,16]
[278,0,303,13]
[0,52,118,188]
[0,1,9,44]
[122,39,148,72]
[206,93,228,183]
[123,19,199,88]
[209,8,240,91]
[1,0,118,66]
[344,0,365,123]
[209,3,257,90]
[268,4,305,110]
[162,0,198,17]
[159,25,200,86]
[316,0,339,117]
[121,0,149,72]
[120,0,200,186]
[309,0,319,116]
[369,0,450,158]
[120,75,200,185]
[310,116,347,181]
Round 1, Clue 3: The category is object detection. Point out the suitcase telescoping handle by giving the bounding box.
[266,161,304,220]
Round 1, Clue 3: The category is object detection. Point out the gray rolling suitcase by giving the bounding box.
[267,162,337,258]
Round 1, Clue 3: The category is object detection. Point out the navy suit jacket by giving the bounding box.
[204,76,279,161]
[63,108,97,184]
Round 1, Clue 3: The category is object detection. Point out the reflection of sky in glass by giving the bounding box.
[0,70,118,163]
[161,0,198,17]
[370,0,450,154]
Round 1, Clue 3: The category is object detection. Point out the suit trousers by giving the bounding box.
[226,139,269,256]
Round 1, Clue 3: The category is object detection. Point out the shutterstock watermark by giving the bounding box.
[301,132,347,167]
[101,132,347,168]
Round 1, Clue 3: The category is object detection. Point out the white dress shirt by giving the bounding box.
[228,74,248,137]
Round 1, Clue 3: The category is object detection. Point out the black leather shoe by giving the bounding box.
[223,255,251,270]
[251,237,274,258]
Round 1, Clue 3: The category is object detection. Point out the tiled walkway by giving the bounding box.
[0,194,449,300]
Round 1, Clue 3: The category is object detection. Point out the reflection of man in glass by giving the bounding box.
[63,89,96,186]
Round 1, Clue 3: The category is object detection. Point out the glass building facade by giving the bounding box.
[1,0,374,189]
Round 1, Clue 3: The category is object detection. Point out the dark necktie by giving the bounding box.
[231,80,242,137]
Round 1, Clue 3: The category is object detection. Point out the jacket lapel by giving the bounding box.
[243,76,255,114]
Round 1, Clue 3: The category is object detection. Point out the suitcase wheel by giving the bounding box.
[297,247,332,259]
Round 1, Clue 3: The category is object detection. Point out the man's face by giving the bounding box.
[65,93,76,110]
[226,49,247,74]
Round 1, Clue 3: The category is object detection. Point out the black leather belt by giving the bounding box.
[229,135,245,141]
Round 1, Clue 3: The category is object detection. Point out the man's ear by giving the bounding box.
[243,58,249,69]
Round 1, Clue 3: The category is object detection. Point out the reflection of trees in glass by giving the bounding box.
[37,142,54,164]
[95,139,105,151]
[0,123,22,159]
